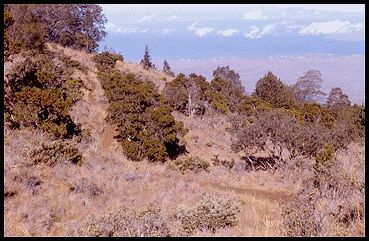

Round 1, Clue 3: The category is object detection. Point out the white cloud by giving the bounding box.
[298,20,363,35]
[244,25,274,39]
[105,22,151,34]
[137,14,156,22]
[195,28,214,37]
[243,9,267,20]
[162,28,175,34]
[187,23,214,37]
[217,29,240,37]
[168,15,180,21]
[187,23,199,31]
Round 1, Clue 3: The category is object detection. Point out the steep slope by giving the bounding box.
[47,43,175,156]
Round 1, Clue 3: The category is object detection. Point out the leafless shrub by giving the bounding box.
[282,143,364,237]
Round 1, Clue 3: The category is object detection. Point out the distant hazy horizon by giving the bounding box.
[99,4,365,104]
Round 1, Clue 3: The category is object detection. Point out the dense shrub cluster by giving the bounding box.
[4,4,106,54]
[94,54,187,162]
[177,193,244,234]
[31,140,83,166]
[92,51,124,72]
[4,51,83,139]
[254,71,296,109]
[163,70,245,116]
[169,156,211,174]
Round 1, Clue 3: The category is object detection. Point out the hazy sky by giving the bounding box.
[101,4,364,39]
[98,4,365,103]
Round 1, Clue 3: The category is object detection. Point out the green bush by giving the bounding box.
[30,140,83,166]
[169,156,210,174]
[94,67,187,162]
[92,51,124,72]
[177,193,243,234]
[4,51,83,139]
[254,71,296,109]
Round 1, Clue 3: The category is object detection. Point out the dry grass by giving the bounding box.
[4,44,364,237]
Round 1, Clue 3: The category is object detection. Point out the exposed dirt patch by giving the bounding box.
[202,181,297,204]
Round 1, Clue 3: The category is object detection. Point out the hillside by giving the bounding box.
[4,43,365,237]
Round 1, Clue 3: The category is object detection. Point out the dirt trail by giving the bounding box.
[202,181,297,204]
[49,44,119,154]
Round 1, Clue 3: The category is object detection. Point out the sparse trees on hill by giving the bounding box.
[291,69,326,104]
[140,45,155,69]
[163,59,175,77]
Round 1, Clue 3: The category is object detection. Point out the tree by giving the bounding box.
[6,4,107,53]
[326,87,351,107]
[163,73,210,116]
[163,59,175,77]
[292,69,326,103]
[140,45,155,69]
[211,66,245,112]
[213,65,243,90]
[254,71,295,109]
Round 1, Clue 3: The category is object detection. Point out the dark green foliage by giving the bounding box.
[6,4,107,54]
[6,4,47,54]
[236,95,272,116]
[31,140,83,166]
[95,65,187,162]
[254,71,296,109]
[314,144,335,175]
[4,8,15,58]
[4,51,83,139]
[163,59,175,77]
[163,73,211,116]
[92,50,124,72]
[211,66,245,112]
[169,156,210,174]
[140,45,155,69]
[213,65,243,90]
[205,89,230,114]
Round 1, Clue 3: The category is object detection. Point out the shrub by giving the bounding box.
[4,51,83,138]
[177,193,243,234]
[30,140,83,166]
[169,156,210,174]
[6,4,107,53]
[94,68,187,162]
[92,50,124,72]
[283,143,364,237]
[254,71,296,109]
[81,203,170,237]
[210,155,235,169]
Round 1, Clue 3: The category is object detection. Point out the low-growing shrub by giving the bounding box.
[169,156,210,174]
[92,50,124,72]
[211,155,235,169]
[81,203,170,237]
[177,193,244,234]
[30,140,83,166]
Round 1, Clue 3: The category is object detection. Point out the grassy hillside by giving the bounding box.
[4,43,364,237]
